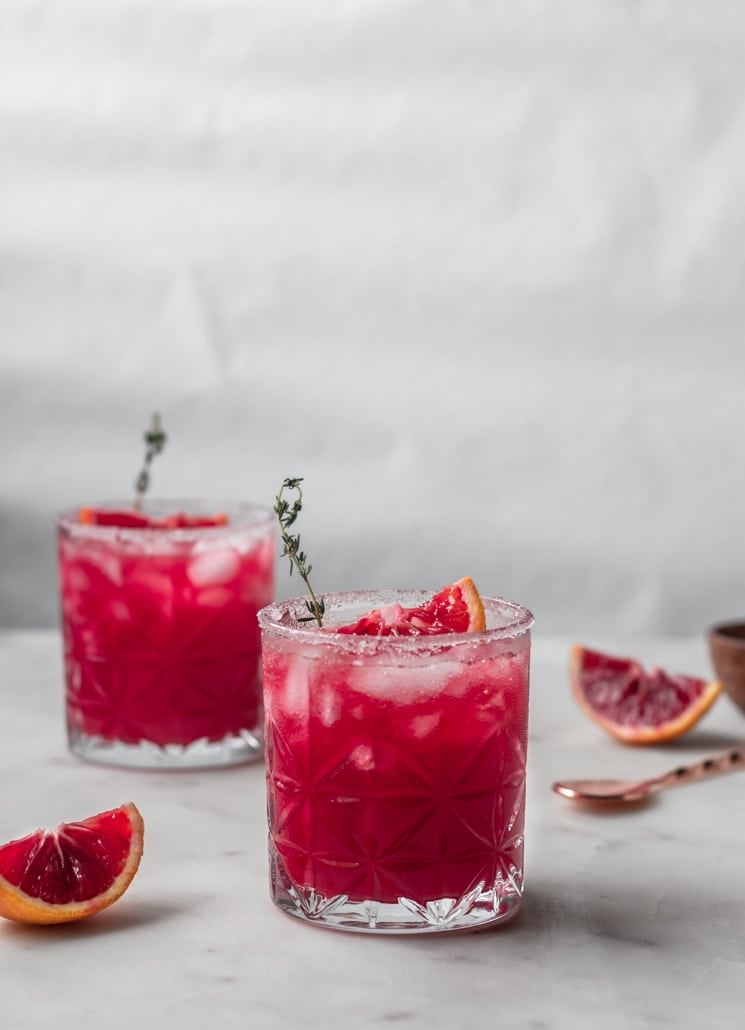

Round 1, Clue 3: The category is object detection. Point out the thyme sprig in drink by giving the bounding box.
[133,412,167,510]
[273,477,325,626]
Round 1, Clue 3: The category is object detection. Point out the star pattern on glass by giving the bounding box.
[266,712,527,906]
[65,599,262,747]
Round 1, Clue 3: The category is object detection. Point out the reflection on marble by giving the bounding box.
[1,632,744,1029]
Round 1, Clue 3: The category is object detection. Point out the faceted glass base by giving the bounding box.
[269,848,523,934]
[68,726,263,770]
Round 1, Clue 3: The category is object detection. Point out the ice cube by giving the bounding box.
[109,599,132,622]
[351,744,375,771]
[409,712,441,739]
[128,566,175,607]
[196,586,234,609]
[187,550,240,588]
[347,658,463,702]
[90,547,123,586]
[317,685,341,727]
[282,661,310,717]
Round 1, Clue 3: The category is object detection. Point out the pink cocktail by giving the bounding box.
[258,589,533,933]
[58,501,274,768]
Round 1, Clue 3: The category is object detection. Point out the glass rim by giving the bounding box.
[57,499,274,541]
[258,589,534,654]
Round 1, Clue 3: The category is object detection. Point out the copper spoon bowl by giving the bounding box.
[552,747,745,804]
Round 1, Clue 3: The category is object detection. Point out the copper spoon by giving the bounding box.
[552,747,745,803]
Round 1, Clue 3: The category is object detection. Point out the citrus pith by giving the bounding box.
[0,802,144,925]
[570,645,722,744]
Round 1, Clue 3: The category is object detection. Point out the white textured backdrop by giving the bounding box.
[2,0,744,633]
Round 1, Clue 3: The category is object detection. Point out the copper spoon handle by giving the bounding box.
[651,747,745,792]
[552,747,745,802]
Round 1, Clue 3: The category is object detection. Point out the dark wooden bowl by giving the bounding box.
[709,621,745,714]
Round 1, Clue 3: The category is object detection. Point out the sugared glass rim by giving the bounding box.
[258,589,534,655]
[57,499,274,542]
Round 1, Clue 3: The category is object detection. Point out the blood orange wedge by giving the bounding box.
[0,802,144,925]
[338,576,486,636]
[79,507,228,529]
[570,645,722,744]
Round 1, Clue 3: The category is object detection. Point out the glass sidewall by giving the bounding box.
[260,590,533,933]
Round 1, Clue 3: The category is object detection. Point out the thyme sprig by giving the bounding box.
[274,477,325,626]
[133,412,167,509]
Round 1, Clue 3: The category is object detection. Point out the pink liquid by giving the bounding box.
[264,639,530,907]
[59,510,274,749]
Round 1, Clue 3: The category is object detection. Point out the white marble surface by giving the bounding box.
[2,630,745,1028]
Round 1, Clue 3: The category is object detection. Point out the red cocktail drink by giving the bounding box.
[259,589,532,933]
[58,501,274,768]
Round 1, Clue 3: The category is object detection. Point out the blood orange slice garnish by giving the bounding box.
[159,512,229,529]
[78,508,228,529]
[570,645,722,744]
[78,507,154,528]
[338,577,486,636]
[0,802,144,925]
